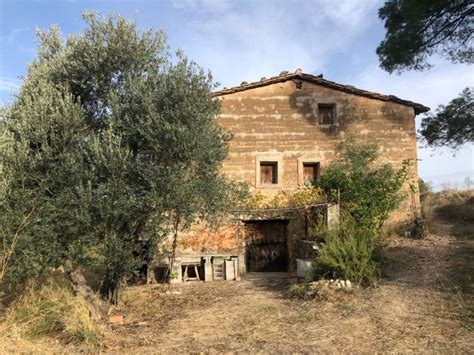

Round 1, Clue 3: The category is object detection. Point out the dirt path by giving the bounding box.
[107,231,472,353]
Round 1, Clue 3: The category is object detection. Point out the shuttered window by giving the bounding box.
[260,162,278,185]
[303,162,320,184]
[318,104,335,124]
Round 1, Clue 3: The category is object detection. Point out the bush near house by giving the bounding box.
[312,215,379,284]
[312,139,411,283]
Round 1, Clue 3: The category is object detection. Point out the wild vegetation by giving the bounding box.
[1,271,105,346]
[311,217,379,284]
[1,12,244,305]
[1,187,471,352]
[316,139,411,230]
[1,7,472,353]
[311,139,412,283]
[235,139,412,285]
[237,185,326,220]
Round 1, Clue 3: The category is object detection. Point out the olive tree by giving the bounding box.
[1,13,244,302]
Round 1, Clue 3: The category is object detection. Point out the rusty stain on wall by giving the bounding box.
[178,223,241,253]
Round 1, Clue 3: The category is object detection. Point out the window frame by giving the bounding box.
[298,158,322,186]
[260,161,278,185]
[255,155,283,189]
[302,162,320,184]
[317,103,336,125]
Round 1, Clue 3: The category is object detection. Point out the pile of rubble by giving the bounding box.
[304,279,354,299]
[314,279,353,290]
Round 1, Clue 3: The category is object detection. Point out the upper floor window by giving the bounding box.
[256,155,283,188]
[303,162,320,184]
[298,158,321,186]
[260,161,278,185]
[318,104,336,125]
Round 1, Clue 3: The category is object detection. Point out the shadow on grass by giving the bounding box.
[241,272,296,297]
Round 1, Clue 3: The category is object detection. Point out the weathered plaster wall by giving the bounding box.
[160,80,420,275]
[178,222,242,254]
[217,80,420,222]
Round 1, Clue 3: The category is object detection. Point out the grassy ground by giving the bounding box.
[1,189,473,352]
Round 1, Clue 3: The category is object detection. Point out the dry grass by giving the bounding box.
[1,189,472,352]
[0,271,106,353]
[422,189,474,237]
[101,189,473,352]
[107,256,472,353]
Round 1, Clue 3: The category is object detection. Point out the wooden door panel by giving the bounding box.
[245,220,288,272]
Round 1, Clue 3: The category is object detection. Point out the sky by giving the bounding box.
[1,0,473,189]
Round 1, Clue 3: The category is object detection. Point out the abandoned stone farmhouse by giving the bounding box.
[150,69,430,283]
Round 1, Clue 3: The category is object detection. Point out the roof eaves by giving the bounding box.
[212,71,430,115]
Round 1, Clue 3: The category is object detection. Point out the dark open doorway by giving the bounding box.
[244,220,289,272]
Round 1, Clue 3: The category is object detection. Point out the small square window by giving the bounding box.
[303,162,320,184]
[260,162,278,185]
[318,104,335,125]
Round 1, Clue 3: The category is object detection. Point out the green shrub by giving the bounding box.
[315,138,410,233]
[418,178,433,196]
[310,139,411,285]
[312,217,378,284]
[287,283,310,298]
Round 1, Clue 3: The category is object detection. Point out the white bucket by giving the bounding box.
[296,259,312,278]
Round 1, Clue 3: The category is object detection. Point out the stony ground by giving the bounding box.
[106,229,473,353]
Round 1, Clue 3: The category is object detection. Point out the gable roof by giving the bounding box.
[212,69,430,115]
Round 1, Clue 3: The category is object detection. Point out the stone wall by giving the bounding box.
[216,79,420,222]
[152,79,421,278]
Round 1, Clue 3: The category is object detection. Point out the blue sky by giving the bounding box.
[1,0,473,189]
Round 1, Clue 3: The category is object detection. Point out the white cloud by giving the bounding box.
[349,60,474,184]
[172,0,232,12]
[350,59,473,110]
[0,27,31,44]
[0,77,21,92]
[176,0,380,87]
[319,0,379,29]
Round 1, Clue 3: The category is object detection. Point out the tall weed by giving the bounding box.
[0,271,104,344]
